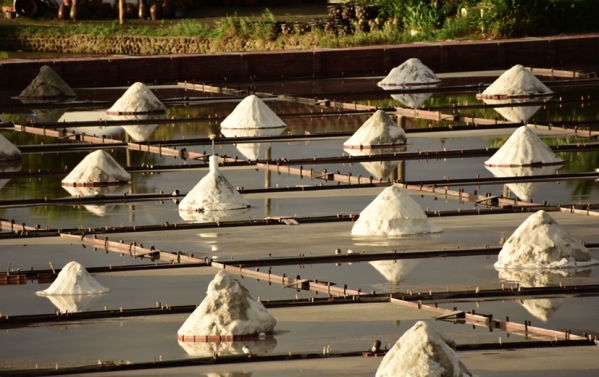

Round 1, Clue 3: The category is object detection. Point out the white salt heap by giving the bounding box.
[479,64,552,98]
[62,150,131,186]
[0,133,21,162]
[484,126,563,167]
[106,82,166,115]
[36,261,110,296]
[378,58,440,87]
[485,165,559,201]
[376,321,473,377]
[178,270,276,338]
[221,95,286,129]
[352,185,441,236]
[343,110,407,149]
[19,65,76,98]
[495,210,599,269]
[179,155,249,213]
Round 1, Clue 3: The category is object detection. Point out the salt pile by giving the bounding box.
[179,155,249,213]
[377,58,440,87]
[343,110,407,149]
[19,65,76,98]
[221,95,286,129]
[484,126,563,167]
[0,133,21,162]
[106,82,166,115]
[477,64,552,99]
[391,92,433,108]
[36,261,110,296]
[369,260,420,284]
[351,185,442,236]
[177,270,276,340]
[220,127,286,161]
[494,210,599,269]
[376,321,473,377]
[483,98,544,123]
[485,165,559,201]
[343,147,404,179]
[62,150,131,186]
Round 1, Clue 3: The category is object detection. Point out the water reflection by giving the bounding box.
[497,268,593,321]
[44,294,102,314]
[343,147,406,180]
[178,337,277,357]
[63,184,131,217]
[220,127,286,161]
[58,110,122,138]
[483,98,548,123]
[0,161,21,191]
[369,260,420,284]
[390,92,433,109]
[485,165,560,201]
[109,113,165,142]
[180,207,250,223]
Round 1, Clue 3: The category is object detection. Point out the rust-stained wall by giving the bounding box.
[0,34,597,90]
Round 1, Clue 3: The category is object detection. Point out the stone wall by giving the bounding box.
[0,33,597,89]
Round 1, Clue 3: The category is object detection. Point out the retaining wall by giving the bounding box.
[0,33,597,89]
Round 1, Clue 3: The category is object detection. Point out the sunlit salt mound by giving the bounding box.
[376,321,473,377]
[377,58,440,87]
[179,155,249,213]
[177,270,276,340]
[344,110,407,149]
[106,82,166,115]
[0,133,21,162]
[36,261,110,296]
[485,165,559,201]
[221,95,286,129]
[484,126,563,167]
[477,64,552,99]
[62,150,131,186]
[19,65,76,98]
[352,185,441,236]
[495,210,599,269]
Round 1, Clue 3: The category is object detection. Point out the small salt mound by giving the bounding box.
[495,210,599,269]
[19,65,76,98]
[344,147,405,179]
[478,64,552,98]
[369,260,420,284]
[484,126,563,167]
[106,82,166,115]
[177,270,276,338]
[220,127,286,161]
[483,98,544,123]
[343,110,407,149]
[0,133,21,162]
[376,321,473,377]
[179,155,249,213]
[62,150,131,186]
[221,95,286,129]
[352,185,442,236]
[36,261,110,296]
[485,165,559,201]
[391,92,433,108]
[377,58,440,87]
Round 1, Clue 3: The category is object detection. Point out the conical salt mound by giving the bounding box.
[0,134,21,162]
[495,210,599,269]
[352,185,441,236]
[478,64,553,98]
[178,270,276,340]
[376,321,473,377]
[106,82,166,115]
[62,150,131,186]
[179,155,249,212]
[221,95,286,129]
[485,126,563,167]
[19,65,76,98]
[343,110,407,149]
[36,261,110,296]
[378,58,440,87]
